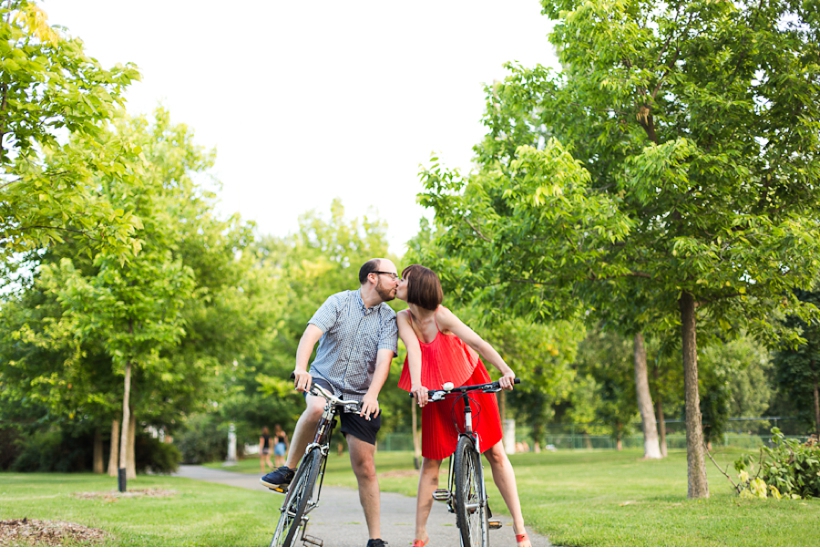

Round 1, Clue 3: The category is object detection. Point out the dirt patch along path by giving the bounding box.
[0,518,106,547]
[173,464,550,547]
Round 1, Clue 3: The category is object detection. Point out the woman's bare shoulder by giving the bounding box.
[435,305,457,322]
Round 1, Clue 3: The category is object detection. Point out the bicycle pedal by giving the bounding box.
[488,520,503,530]
[432,488,451,502]
[302,534,323,547]
[271,486,288,494]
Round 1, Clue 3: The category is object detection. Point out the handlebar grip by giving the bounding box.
[514,378,521,384]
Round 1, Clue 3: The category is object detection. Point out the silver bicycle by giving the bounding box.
[269,383,358,547]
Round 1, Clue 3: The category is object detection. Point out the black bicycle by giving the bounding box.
[414,378,520,547]
[269,383,358,547]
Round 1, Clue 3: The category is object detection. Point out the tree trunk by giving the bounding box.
[93,428,104,474]
[108,419,119,477]
[411,399,421,470]
[634,333,662,459]
[656,397,668,458]
[127,412,137,479]
[119,360,132,492]
[679,291,709,498]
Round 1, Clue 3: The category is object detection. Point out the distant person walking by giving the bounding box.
[260,427,274,472]
[273,423,289,468]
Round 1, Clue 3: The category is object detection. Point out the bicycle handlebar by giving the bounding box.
[290,372,360,409]
[408,378,521,400]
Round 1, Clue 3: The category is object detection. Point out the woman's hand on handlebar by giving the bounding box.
[498,373,517,391]
[411,383,429,408]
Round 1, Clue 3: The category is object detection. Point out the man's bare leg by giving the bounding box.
[283,394,326,470]
[347,435,381,540]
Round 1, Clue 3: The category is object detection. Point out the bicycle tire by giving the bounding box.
[453,436,489,547]
[270,448,323,547]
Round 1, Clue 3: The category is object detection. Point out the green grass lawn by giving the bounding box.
[3,447,819,546]
[0,472,275,546]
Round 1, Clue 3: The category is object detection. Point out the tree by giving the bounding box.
[0,1,141,270]
[2,109,271,486]
[420,0,820,497]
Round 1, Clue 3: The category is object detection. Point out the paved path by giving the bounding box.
[173,464,550,548]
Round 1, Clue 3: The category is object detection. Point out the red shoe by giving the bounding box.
[411,538,429,547]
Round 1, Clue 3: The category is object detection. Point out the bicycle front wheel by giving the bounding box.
[270,448,322,547]
[453,436,489,547]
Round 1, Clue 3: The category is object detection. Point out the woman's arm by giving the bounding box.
[397,310,429,406]
[436,306,516,390]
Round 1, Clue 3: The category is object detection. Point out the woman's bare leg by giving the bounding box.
[483,441,531,546]
[414,457,442,543]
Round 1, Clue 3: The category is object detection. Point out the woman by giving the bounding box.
[259,426,273,472]
[273,423,289,468]
[396,264,531,548]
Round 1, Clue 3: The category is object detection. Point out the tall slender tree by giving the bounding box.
[420,0,820,497]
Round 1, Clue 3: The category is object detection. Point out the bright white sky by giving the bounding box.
[43,1,558,255]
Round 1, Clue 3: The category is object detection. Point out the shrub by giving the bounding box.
[733,428,820,499]
[10,428,92,473]
[135,432,181,474]
[175,414,228,464]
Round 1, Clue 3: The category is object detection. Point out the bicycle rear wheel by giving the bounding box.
[453,436,489,547]
[270,448,322,547]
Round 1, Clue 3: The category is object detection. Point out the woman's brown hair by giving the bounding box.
[402,264,443,311]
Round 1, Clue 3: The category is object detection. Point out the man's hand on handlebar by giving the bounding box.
[359,392,380,421]
[411,384,429,408]
[292,368,312,393]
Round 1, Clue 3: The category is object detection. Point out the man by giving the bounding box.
[261,258,399,547]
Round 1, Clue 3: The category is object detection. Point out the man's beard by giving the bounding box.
[375,279,396,302]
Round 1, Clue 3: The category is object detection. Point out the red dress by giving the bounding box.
[398,315,503,460]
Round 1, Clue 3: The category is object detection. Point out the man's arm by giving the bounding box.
[293,323,324,393]
[359,348,394,420]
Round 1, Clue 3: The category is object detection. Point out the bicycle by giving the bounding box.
[269,382,359,547]
[413,378,520,547]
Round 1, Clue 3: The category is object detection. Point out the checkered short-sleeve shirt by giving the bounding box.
[308,289,398,410]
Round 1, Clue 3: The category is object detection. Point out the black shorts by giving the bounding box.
[310,378,380,445]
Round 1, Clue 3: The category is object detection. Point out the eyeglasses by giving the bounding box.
[372,271,399,280]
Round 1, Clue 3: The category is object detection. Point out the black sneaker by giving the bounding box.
[260,466,295,491]
[366,538,387,547]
